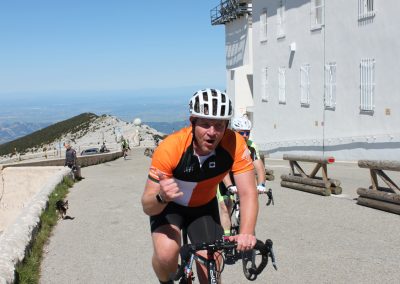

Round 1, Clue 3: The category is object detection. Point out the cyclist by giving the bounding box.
[121,137,130,159]
[218,115,267,236]
[141,88,259,284]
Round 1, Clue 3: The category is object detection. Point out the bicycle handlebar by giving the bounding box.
[227,187,274,206]
[243,239,277,280]
[174,238,276,281]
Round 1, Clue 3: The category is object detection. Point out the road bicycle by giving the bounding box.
[174,188,276,283]
[174,235,276,283]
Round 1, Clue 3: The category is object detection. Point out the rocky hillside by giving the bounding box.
[0,113,165,163]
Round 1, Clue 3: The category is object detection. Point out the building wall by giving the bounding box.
[225,14,254,117]
[247,0,400,160]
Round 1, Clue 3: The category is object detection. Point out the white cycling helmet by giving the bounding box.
[231,115,252,131]
[189,88,233,120]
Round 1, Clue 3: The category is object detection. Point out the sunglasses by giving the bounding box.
[238,130,250,136]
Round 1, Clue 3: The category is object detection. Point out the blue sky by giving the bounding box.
[0,1,226,95]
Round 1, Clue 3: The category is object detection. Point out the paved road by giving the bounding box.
[40,149,400,283]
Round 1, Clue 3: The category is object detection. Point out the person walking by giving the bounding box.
[64,141,83,180]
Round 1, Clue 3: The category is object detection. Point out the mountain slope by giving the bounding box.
[0,113,164,158]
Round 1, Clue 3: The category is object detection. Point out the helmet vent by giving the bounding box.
[221,93,226,103]
[194,96,200,113]
[203,103,209,115]
[212,99,218,116]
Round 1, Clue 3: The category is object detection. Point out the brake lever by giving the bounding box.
[266,188,274,206]
[265,239,277,270]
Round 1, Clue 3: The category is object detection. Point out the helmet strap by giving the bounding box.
[190,117,198,148]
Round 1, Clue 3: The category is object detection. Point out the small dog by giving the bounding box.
[56,200,74,220]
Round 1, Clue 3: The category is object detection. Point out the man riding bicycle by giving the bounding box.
[217,115,267,236]
[141,89,259,283]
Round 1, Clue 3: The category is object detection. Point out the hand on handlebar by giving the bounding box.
[227,185,237,194]
[228,233,257,252]
[257,184,266,193]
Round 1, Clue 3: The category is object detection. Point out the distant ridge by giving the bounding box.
[143,120,189,134]
[0,113,98,156]
[0,121,51,145]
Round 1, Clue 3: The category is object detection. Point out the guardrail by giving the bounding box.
[356,160,400,214]
[280,154,342,196]
[1,150,124,169]
[0,143,123,165]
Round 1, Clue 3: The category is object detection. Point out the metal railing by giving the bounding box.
[210,0,252,25]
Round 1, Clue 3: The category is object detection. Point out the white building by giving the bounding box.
[211,0,400,161]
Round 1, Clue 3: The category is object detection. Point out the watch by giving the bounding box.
[156,193,167,204]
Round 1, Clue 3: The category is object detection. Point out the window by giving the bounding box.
[278,67,286,104]
[261,67,269,102]
[360,58,375,112]
[324,62,336,109]
[358,0,375,20]
[310,0,324,30]
[300,64,311,106]
[276,0,285,38]
[260,9,268,42]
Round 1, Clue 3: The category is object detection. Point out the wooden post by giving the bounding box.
[357,187,400,205]
[370,169,379,191]
[281,154,340,196]
[281,181,331,196]
[265,168,274,181]
[357,196,400,215]
[281,174,329,188]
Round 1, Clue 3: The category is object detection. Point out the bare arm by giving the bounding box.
[228,170,258,251]
[141,179,167,216]
[234,170,258,234]
[222,172,234,188]
[253,159,266,186]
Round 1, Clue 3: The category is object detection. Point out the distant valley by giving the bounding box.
[0,122,51,144]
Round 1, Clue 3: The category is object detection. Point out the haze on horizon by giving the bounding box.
[0,1,226,124]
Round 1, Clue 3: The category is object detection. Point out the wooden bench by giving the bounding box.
[357,160,400,214]
[281,154,342,196]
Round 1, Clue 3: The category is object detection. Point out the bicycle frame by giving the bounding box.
[179,228,223,284]
[181,250,219,284]
[175,238,273,283]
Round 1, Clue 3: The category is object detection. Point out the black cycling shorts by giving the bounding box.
[150,197,224,244]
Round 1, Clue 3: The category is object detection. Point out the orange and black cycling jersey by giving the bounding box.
[148,126,254,207]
